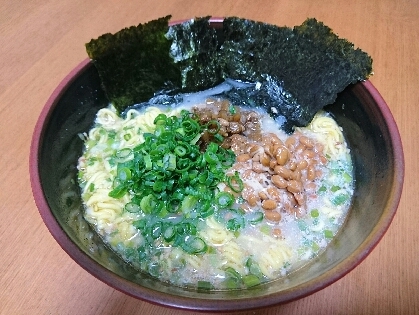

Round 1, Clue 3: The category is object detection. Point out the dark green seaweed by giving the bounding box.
[85,15,181,113]
[85,16,373,128]
[220,17,373,126]
[166,16,224,91]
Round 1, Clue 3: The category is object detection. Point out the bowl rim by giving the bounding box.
[29,19,404,312]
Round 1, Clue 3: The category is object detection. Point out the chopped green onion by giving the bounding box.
[181,235,207,254]
[227,171,244,193]
[224,267,241,280]
[199,201,214,218]
[140,194,158,214]
[197,280,212,291]
[246,257,264,279]
[144,154,152,170]
[163,224,176,242]
[311,241,320,252]
[152,180,165,192]
[163,153,176,171]
[215,192,234,208]
[180,195,198,213]
[148,262,161,278]
[108,184,127,199]
[324,230,334,239]
[259,225,270,235]
[343,172,352,183]
[242,274,261,288]
[332,193,349,205]
[331,185,340,192]
[203,151,219,164]
[153,113,167,125]
[176,157,192,172]
[132,219,146,230]
[137,246,146,260]
[222,277,240,289]
[310,209,319,218]
[213,133,224,143]
[318,185,327,193]
[205,120,220,135]
[198,170,214,185]
[87,157,97,166]
[174,145,187,156]
[105,108,237,255]
[189,132,202,145]
[226,217,244,232]
[151,222,163,239]
[115,148,133,162]
[117,167,132,181]
[124,202,141,213]
[247,211,264,224]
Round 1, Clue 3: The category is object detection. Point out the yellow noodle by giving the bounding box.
[220,241,247,274]
[298,111,347,158]
[200,216,235,246]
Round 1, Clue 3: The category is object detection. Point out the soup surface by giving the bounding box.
[77,96,353,290]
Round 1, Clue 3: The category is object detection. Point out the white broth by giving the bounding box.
[77,96,353,290]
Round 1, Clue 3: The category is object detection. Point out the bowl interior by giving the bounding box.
[31,56,403,311]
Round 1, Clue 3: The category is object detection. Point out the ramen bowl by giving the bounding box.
[30,19,404,312]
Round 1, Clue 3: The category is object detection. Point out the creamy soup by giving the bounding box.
[77,96,353,290]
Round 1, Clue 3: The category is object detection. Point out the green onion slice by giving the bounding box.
[205,120,220,135]
[247,211,264,224]
[227,171,244,193]
[215,192,234,209]
[105,108,240,255]
[243,274,261,288]
[224,267,241,281]
[125,202,141,213]
[197,281,212,291]
[324,229,334,239]
[163,224,176,242]
[115,148,133,162]
[108,184,127,199]
[181,236,207,254]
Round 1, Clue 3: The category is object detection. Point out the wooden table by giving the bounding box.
[1,0,417,314]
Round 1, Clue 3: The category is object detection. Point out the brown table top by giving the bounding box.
[1,0,417,314]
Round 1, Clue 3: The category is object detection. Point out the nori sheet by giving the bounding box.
[85,16,372,127]
[85,15,181,113]
[220,17,373,127]
[166,16,223,91]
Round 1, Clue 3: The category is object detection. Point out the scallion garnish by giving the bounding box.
[107,108,239,255]
[205,120,221,135]
[227,171,244,193]
[181,235,207,254]
[243,274,261,288]
[108,184,128,199]
[324,229,334,239]
[310,209,319,218]
[247,211,264,224]
[124,202,141,213]
[197,280,212,291]
[215,192,234,208]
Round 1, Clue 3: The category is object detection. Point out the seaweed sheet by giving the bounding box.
[85,16,181,112]
[86,16,372,128]
[166,16,223,91]
[220,17,372,127]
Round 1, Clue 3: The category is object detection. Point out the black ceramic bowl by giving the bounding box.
[30,20,404,312]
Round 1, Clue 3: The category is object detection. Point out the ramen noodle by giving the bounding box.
[77,97,353,290]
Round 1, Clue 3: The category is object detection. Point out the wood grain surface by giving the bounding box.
[1,0,417,314]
